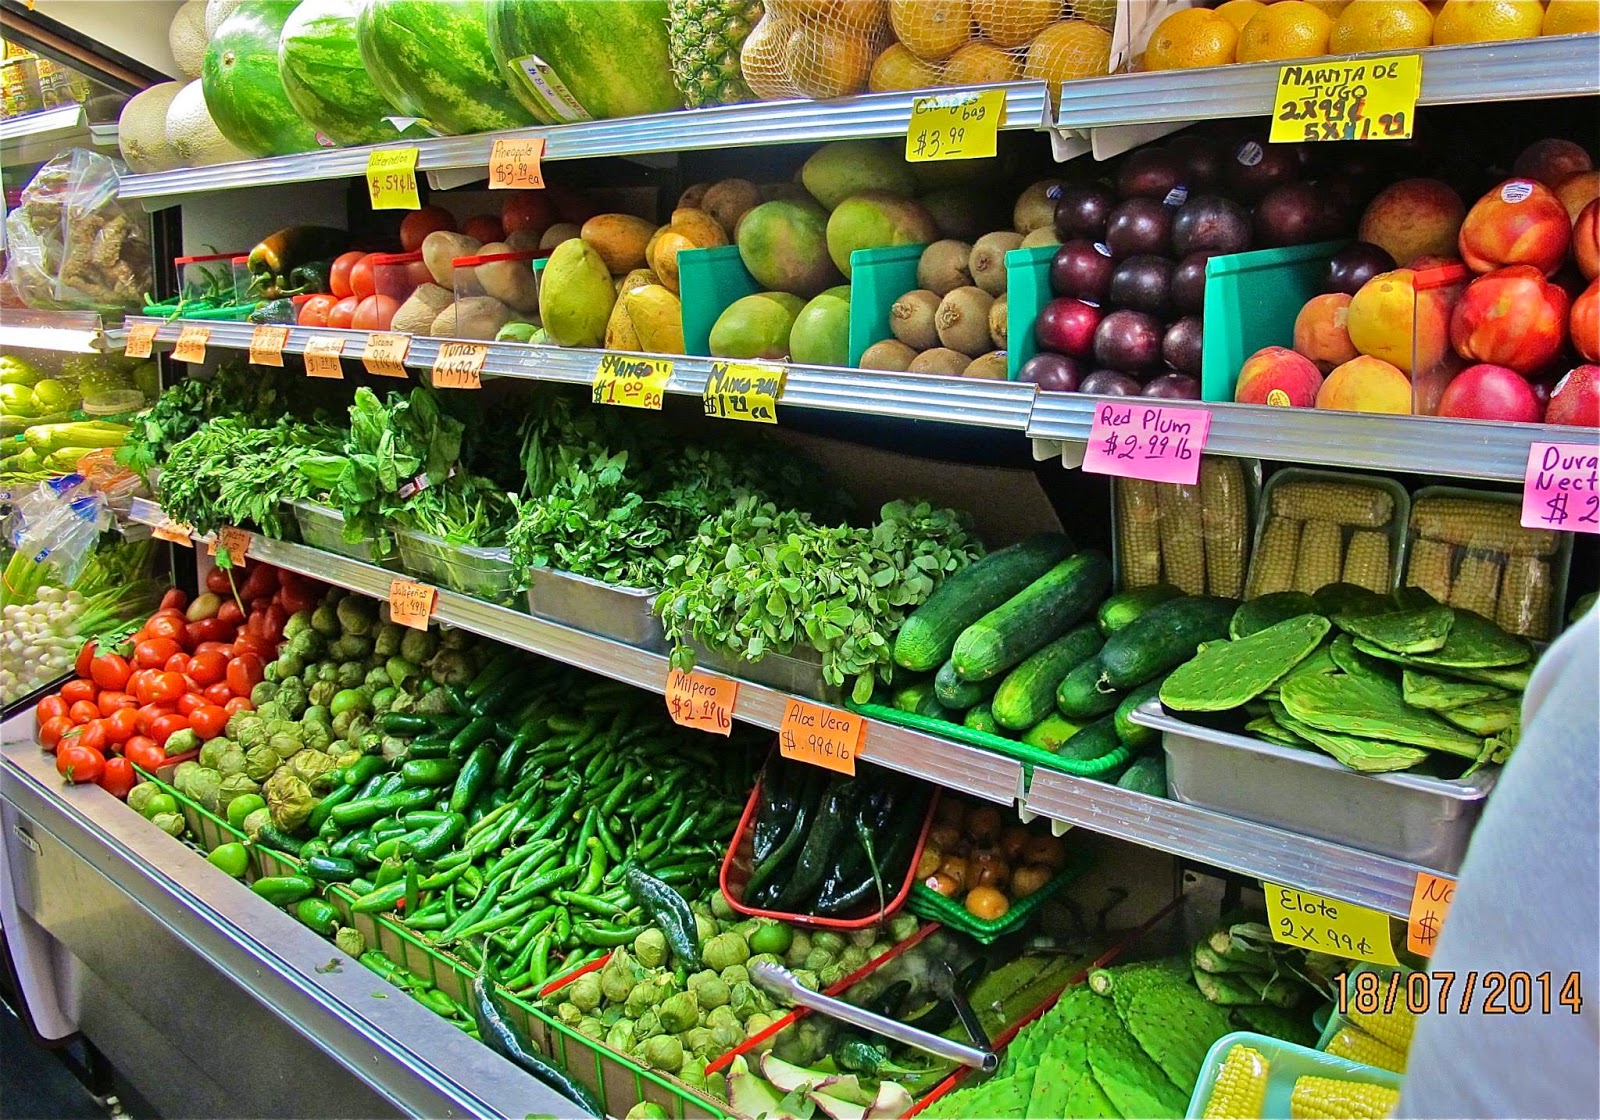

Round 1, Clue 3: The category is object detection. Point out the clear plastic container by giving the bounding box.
[290,499,395,566]
[175,251,245,304]
[368,250,431,329]
[395,525,517,604]
[448,249,541,338]
[81,388,147,419]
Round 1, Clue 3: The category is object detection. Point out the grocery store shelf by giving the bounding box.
[0,104,114,166]
[114,81,1051,201]
[0,308,125,354]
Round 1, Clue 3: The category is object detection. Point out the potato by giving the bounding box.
[431,295,510,340]
[473,241,540,313]
[421,231,482,288]
[539,222,581,251]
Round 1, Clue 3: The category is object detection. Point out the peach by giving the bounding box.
[1235,345,1323,407]
[1436,363,1545,423]
[1316,355,1413,414]
[1575,199,1599,282]
[1574,279,1599,363]
[1357,179,1465,267]
[1293,292,1358,371]
[1554,170,1600,222]
[1449,265,1570,374]
[1546,364,1600,427]
[1511,138,1593,188]
[1346,268,1450,375]
[1457,178,1572,276]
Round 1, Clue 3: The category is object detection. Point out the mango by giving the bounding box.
[801,140,918,210]
[579,214,656,274]
[625,284,686,354]
[789,285,852,367]
[540,239,615,348]
[736,199,842,298]
[709,292,805,360]
[826,192,939,277]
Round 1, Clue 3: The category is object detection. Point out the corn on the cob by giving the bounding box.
[1202,1044,1270,1118]
[1247,516,1301,598]
[1272,480,1393,528]
[1413,497,1558,557]
[1341,530,1392,593]
[1449,550,1502,618]
[1158,481,1208,594]
[1497,553,1551,639]
[1117,478,1163,587]
[1326,1025,1408,1073]
[1289,1075,1400,1120]
[1295,520,1345,595]
[1406,537,1455,602]
[1346,993,1416,1052]
[1200,457,1248,597]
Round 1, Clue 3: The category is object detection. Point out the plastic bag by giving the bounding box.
[2,149,152,313]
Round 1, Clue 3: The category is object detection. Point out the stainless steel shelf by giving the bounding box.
[1,308,126,354]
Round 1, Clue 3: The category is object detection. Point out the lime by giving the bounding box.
[142,792,178,819]
[749,920,793,957]
[227,793,267,830]
[207,842,250,878]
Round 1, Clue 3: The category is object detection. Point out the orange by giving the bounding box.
[1216,0,1269,31]
[1067,0,1118,30]
[1145,7,1240,70]
[1542,0,1600,36]
[1303,0,1349,16]
[785,0,888,34]
[868,42,944,91]
[792,23,876,98]
[1431,0,1544,43]
[1237,1,1334,61]
[1022,18,1112,83]
[942,39,1024,83]
[972,0,1062,48]
[1329,0,1435,52]
[889,0,973,60]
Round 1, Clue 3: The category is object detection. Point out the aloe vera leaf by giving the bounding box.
[1270,701,1430,773]
[1279,672,1484,756]
[1438,697,1520,736]
[1336,605,1455,653]
[1230,591,1320,639]
[1330,633,1401,684]
[1402,669,1511,711]
[1160,614,1331,711]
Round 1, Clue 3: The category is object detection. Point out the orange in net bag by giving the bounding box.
[742,0,893,100]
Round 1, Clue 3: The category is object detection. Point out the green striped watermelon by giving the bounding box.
[278,0,426,146]
[202,0,321,158]
[356,0,534,137]
[486,0,684,124]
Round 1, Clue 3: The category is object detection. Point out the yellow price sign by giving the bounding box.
[171,324,211,363]
[124,321,159,358]
[592,353,671,410]
[1269,54,1421,143]
[367,147,421,210]
[362,332,411,378]
[906,89,1005,163]
[489,137,546,190]
[303,335,346,379]
[249,324,290,366]
[703,361,784,424]
[1264,883,1399,966]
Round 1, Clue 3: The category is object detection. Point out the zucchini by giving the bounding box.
[1113,674,1170,748]
[991,624,1102,730]
[951,550,1112,683]
[963,704,1003,735]
[1116,754,1167,796]
[934,659,993,710]
[1021,712,1084,752]
[1057,715,1121,762]
[1098,584,1182,636]
[1055,655,1122,720]
[1098,595,1237,691]
[893,534,1075,672]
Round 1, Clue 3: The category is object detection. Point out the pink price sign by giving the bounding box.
[1522,441,1600,534]
[1082,403,1212,485]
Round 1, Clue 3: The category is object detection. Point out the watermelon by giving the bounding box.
[278,0,427,147]
[202,1,321,158]
[486,0,684,124]
[357,0,534,137]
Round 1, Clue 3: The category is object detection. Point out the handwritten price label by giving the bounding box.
[389,578,436,631]
[1522,441,1599,534]
[665,670,738,736]
[362,332,411,378]
[151,517,195,546]
[489,137,546,190]
[1408,872,1456,957]
[249,324,290,366]
[303,335,346,379]
[1269,54,1421,144]
[209,525,251,568]
[906,89,1004,162]
[1082,403,1212,485]
[1264,883,1399,966]
[703,361,783,424]
[778,699,863,776]
[367,147,420,210]
[171,324,211,363]
[124,321,159,358]
[593,353,671,410]
[432,341,487,390]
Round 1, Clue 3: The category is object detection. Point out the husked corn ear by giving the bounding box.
[1326,1026,1408,1073]
[1342,530,1391,593]
[1497,554,1552,639]
[1449,550,1501,618]
[1158,482,1208,595]
[1413,497,1558,557]
[1272,480,1393,527]
[1295,520,1345,595]
[1202,1044,1270,1118]
[1200,457,1248,598]
[1346,991,1417,1052]
[1406,538,1455,602]
[1117,479,1163,587]
[1247,516,1300,598]
[1289,1076,1400,1120]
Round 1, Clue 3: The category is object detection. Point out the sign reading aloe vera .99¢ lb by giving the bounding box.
[1082,403,1212,486]
[778,699,862,776]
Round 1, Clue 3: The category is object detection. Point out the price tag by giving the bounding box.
[151,517,195,546]
[432,341,488,390]
[303,335,346,379]
[209,525,252,568]
[249,324,290,366]
[665,669,738,736]
[124,321,159,358]
[1408,872,1455,957]
[171,324,211,363]
[362,332,411,378]
[703,361,783,424]
[1082,402,1211,486]
[1522,441,1599,534]
[489,137,546,190]
[1269,54,1422,144]
[1264,883,1399,966]
[777,698,863,776]
[389,578,436,631]
[592,353,671,410]
[906,89,1005,162]
[367,147,420,210]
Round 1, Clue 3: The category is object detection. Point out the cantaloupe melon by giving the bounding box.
[205,0,245,38]
[119,81,185,172]
[165,79,250,167]
[168,0,208,79]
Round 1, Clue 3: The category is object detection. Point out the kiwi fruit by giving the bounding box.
[935,286,995,357]
[917,240,973,297]
[1021,227,1061,249]
[890,289,942,351]
[1013,179,1063,235]
[860,339,918,371]
[969,232,1022,295]
[964,351,1009,380]
[678,182,711,209]
[907,347,972,376]
[988,292,1008,350]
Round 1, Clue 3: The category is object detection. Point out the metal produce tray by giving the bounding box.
[523,567,665,651]
[1132,700,1495,872]
[290,499,395,566]
[687,639,840,704]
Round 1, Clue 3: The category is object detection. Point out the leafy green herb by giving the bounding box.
[158,417,344,538]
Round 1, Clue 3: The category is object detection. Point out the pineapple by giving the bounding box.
[668,0,766,107]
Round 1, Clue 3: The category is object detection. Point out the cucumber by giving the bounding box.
[1056,655,1122,720]
[892,679,953,722]
[935,659,992,710]
[1098,584,1182,636]
[1021,712,1084,752]
[951,550,1112,683]
[1116,754,1167,796]
[893,534,1075,672]
[1113,674,1170,748]
[1057,715,1122,762]
[991,624,1102,730]
[1098,595,1237,691]
[963,703,1003,736]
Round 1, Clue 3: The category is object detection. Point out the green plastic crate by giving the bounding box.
[1199,241,1344,402]
[906,841,1091,944]
[1186,1031,1402,1118]
[678,245,761,358]
[847,243,928,366]
[1004,244,1055,379]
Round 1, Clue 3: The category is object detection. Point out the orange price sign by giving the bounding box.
[152,517,195,546]
[171,324,211,363]
[665,669,738,736]
[489,136,546,190]
[362,332,411,378]
[389,578,436,631]
[124,321,159,358]
[249,324,290,366]
[432,341,487,389]
[1408,872,1456,957]
[777,698,862,776]
[304,335,346,378]
[208,525,252,568]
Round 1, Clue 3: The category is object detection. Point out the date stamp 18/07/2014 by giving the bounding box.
[1335,969,1586,1017]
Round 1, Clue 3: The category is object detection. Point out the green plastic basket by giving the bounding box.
[847,243,928,366]
[1004,244,1056,379]
[906,841,1092,943]
[140,302,263,322]
[678,245,761,358]
[1199,240,1344,402]
[1186,1031,1402,1118]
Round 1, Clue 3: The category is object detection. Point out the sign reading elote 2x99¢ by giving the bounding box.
[1264,883,1399,966]
[778,699,861,776]
[1083,403,1212,486]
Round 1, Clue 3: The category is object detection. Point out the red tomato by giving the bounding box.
[352,293,399,331]
[148,713,189,750]
[190,705,229,741]
[76,720,109,753]
[225,653,265,697]
[97,756,137,799]
[329,250,366,299]
[56,743,105,784]
[501,192,554,237]
[163,653,191,674]
[134,703,171,734]
[217,599,245,627]
[89,653,131,691]
[194,641,233,657]
[261,602,288,644]
[349,255,377,300]
[39,716,75,751]
[36,695,68,723]
[298,293,337,328]
[403,259,434,291]
[223,696,254,716]
[187,617,235,647]
[400,206,456,252]
[326,295,360,329]
[240,564,280,599]
[69,700,100,725]
[461,214,504,243]
[106,707,140,744]
[176,692,208,717]
[158,588,188,612]
[203,681,234,706]
[188,650,229,687]
[143,671,188,705]
[125,738,165,772]
[277,582,316,615]
[134,637,181,669]
[74,640,97,680]
[145,614,186,644]
[61,679,97,706]
[230,634,272,660]
[96,691,136,717]
[205,566,234,595]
